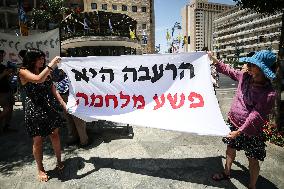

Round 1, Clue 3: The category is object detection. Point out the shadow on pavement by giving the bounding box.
[0,109,34,175]
[89,120,134,143]
[0,109,134,175]
[50,156,278,189]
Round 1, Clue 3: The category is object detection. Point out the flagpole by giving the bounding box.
[59,25,62,56]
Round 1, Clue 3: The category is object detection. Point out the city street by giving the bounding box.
[218,73,238,89]
[0,0,283,188]
[0,76,283,189]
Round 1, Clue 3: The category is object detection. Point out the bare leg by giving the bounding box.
[224,146,236,175]
[212,146,236,180]
[248,158,260,189]
[49,128,62,166]
[73,116,88,145]
[62,94,79,144]
[33,136,48,181]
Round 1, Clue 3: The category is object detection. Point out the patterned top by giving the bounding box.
[21,78,63,137]
[215,60,276,136]
[55,76,69,94]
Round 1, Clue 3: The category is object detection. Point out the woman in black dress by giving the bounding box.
[19,49,66,182]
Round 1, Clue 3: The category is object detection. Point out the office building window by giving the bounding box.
[91,3,97,10]
[112,4,117,10]
[102,4,107,10]
[141,7,146,12]
[122,5,127,11]
[132,6,137,12]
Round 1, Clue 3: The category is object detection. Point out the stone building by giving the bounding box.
[0,0,155,55]
[213,6,282,61]
[181,0,233,52]
[64,0,155,54]
[81,0,155,54]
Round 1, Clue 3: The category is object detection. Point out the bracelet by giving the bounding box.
[47,65,53,71]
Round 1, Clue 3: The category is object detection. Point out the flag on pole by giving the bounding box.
[84,18,90,30]
[183,36,188,46]
[108,19,113,33]
[177,33,182,44]
[142,30,148,44]
[18,0,28,36]
[166,29,171,41]
[142,30,146,36]
[67,25,73,33]
[129,28,136,40]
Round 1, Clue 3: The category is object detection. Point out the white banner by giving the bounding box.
[0,29,60,65]
[59,52,230,136]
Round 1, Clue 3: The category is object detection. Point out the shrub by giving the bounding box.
[262,122,284,147]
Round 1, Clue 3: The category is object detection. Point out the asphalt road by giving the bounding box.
[218,73,238,89]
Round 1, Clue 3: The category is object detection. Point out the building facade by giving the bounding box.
[0,0,155,55]
[213,6,282,61]
[181,0,233,52]
[66,0,155,54]
[0,0,38,35]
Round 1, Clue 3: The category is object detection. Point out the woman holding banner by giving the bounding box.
[18,49,65,182]
[208,50,276,189]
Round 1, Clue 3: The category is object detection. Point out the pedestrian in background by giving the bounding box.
[0,50,16,133]
[55,70,90,148]
[208,50,277,189]
[18,49,65,182]
[18,50,28,110]
[202,47,219,88]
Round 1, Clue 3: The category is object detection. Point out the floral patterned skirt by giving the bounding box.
[222,120,266,161]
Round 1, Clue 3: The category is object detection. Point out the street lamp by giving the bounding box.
[169,22,181,53]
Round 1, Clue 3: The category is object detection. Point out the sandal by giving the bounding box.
[212,172,230,181]
[38,170,49,182]
[56,163,65,174]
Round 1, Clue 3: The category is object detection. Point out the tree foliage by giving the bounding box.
[233,0,284,14]
[234,0,284,128]
[32,0,70,25]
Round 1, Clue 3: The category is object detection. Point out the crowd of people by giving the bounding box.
[0,48,278,189]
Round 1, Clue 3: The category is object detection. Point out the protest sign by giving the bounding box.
[0,28,60,65]
[59,52,230,136]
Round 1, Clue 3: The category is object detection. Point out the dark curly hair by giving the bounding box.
[22,49,46,73]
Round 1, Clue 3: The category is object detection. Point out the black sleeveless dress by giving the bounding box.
[21,79,63,137]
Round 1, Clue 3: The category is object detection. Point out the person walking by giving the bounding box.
[208,50,277,189]
[18,49,65,182]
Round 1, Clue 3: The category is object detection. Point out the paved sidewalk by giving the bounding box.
[0,89,283,189]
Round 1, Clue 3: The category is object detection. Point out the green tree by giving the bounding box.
[233,0,284,127]
[32,0,70,30]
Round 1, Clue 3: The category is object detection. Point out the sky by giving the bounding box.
[154,0,236,53]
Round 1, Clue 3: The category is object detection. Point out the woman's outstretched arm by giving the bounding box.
[19,56,61,84]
